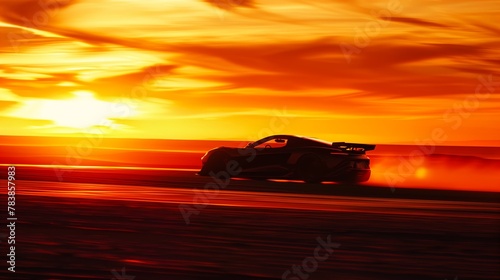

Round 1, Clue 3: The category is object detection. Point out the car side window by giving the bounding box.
[254,138,288,149]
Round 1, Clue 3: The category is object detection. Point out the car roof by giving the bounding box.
[264,135,332,147]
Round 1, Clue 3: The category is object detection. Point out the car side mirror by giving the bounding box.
[245,142,254,148]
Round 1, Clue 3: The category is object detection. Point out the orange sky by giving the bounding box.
[0,0,499,144]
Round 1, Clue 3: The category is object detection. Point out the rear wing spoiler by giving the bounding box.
[331,142,376,152]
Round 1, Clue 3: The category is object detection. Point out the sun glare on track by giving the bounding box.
[415,167,427,179]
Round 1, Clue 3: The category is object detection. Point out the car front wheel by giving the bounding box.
[205,152,230,176]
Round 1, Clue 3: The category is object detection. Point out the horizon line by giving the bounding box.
[1,134,500,148]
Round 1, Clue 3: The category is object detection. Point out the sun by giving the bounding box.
[42,91,115,129]
[45,90,124,129]
[10,90,124,130]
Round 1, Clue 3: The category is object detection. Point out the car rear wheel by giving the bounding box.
[297,155,326,184]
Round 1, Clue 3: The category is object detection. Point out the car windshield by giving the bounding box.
[253,138,288,149]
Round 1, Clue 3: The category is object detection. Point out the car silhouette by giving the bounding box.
[198,135,375,183]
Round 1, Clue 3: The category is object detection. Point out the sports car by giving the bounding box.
[198,135,375,183]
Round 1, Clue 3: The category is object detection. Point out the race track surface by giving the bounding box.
[8,169,500,280]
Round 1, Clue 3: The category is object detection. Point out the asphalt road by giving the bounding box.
[5,171,500,279]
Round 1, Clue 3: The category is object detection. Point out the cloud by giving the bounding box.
[388,17,449,28]
[203,0,255,11]
[169,39,494,99]
[0,0,499,141]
